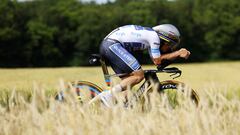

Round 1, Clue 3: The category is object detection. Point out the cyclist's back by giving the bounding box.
[105,25,161,56]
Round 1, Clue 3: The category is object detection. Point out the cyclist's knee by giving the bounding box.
[132,70,144,83]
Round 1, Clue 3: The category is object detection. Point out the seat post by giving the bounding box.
[89,54,111,87]
[100,58,111,87]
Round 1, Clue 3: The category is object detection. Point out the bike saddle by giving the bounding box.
[89,54,101,65]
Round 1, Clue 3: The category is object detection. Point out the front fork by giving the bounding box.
[133,72,161,100]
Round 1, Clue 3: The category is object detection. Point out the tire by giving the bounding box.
[55,81,103,102]
[159,80,200,107]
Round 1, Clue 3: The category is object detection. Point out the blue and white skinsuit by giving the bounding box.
[100,25,161,74]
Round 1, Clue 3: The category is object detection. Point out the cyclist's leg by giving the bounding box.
[98,40,144,107]
[100,39,144,91]
[119,70,144,89]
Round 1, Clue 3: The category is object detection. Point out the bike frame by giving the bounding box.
[89,54,182,98]
[87,54,200,107]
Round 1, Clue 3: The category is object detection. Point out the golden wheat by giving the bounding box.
[0,61,239,135]
[0,86,239,135]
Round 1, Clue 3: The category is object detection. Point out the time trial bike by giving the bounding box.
[55,54,200,108]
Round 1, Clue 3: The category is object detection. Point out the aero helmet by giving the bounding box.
[152,24,180,51]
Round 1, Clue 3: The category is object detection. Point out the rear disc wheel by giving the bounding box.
[55,81,103,102]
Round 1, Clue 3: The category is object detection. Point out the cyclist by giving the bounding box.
[98,24,190,107]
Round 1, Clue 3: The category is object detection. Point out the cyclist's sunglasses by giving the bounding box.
[158,33,180,51]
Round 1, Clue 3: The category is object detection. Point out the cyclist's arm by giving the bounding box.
[153,51,179,65]
[153,48,191,65]
[148,32,161,63]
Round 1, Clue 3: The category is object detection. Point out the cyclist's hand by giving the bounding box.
[178,48,191,59]
[157,59,172,70]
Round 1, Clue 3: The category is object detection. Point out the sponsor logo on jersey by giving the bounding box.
[115,32,126,36]
[131,32,141,37]
[109,43,140,70]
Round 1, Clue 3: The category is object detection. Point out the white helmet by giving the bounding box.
[152,24,180,51]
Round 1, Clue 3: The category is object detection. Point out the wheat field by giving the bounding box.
[0,61,240,135]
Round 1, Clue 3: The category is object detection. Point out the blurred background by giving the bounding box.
[0,0,239,67]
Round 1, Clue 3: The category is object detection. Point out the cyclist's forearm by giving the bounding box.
[153,51,180,65]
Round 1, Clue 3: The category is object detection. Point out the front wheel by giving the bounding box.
[159,80,200,107]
